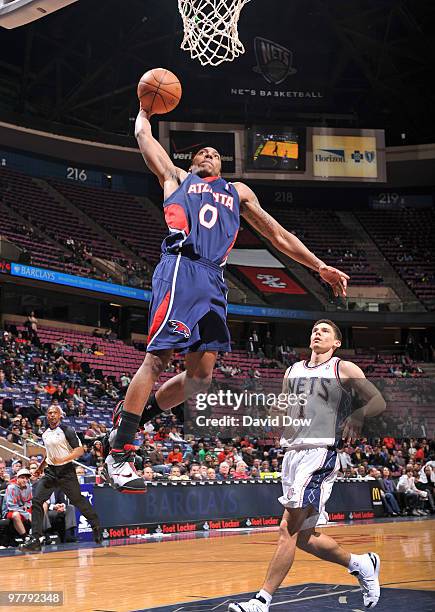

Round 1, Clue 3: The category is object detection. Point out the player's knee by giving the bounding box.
[190,372,213,392]
[144,354,166,379]
[197,373,213,391]
[296,530,310,550]
[11,511,21,520]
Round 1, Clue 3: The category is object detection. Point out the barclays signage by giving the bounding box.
[8,262,312,320]
[11,263,151,301]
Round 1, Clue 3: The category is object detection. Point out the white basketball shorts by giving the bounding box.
[278,446,340,530]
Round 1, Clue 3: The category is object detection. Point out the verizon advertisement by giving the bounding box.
[236,266,306,294]
[169,130,236,173]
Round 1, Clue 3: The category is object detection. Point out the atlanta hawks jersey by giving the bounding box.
[280,356,351,449]
[161,174,240,266]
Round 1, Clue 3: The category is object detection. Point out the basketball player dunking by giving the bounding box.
[105,110,350,492]
[229,319,386,611]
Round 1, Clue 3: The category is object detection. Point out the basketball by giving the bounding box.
[137,68,182,116]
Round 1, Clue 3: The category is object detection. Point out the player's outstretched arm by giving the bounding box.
[235,182,350,297]
[135,109,188,196]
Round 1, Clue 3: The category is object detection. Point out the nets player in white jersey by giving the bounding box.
[229,319,386,612]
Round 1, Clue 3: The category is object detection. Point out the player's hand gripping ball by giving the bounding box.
[137,68,182,116]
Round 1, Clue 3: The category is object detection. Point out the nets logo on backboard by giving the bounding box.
[253,37,297,85]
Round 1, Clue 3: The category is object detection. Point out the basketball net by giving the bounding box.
[178,0,251,67]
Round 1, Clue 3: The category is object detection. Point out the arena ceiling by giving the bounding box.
[0,0,434,146]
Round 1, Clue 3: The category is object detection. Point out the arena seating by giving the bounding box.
[263,205,383,286]
[2,319,433,437]
[357,209,435,310]
[49,180,166,266]
[0,321,433,529]
[0,321,283,433]
[38,328,143,379]
[0,201,90,276]
[3,165,435,313]
[0,168,125,263]
[21,323,283,385]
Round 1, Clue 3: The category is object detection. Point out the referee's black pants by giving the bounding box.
[31,463,100,538]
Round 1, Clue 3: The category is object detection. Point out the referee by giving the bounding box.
[19,405,102,552]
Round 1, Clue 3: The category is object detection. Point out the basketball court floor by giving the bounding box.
[0,517,433,611]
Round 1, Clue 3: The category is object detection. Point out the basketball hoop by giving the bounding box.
[178,0,251,67]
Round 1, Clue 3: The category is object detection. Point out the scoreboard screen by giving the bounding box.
[246,126,306,171]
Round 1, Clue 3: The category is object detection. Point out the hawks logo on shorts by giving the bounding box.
[169,320,191,339]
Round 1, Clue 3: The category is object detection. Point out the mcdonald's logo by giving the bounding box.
[372,487,382,502]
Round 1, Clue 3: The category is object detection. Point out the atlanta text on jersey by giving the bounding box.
[187,182,234,211]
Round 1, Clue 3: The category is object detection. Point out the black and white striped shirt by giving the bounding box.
[42,424,82,466]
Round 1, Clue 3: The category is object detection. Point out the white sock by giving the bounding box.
[256,590,272,605]
[348,553,364,573]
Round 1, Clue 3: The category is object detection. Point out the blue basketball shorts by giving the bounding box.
[146,253,231,354]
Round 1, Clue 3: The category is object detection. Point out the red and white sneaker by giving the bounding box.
[104,444,146,493]
[101,400,124,460]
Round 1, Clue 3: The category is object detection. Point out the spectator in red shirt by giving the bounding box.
[68,356,82,373]
[240,436,251,448]
[65,384,75,398]
[44,379,56,396]
[84,422,100,441]
[233,461,249,479]
[218,445,234,464]
[167,445,183,464]
[383,436,396,450]
[414,444,425,462]
[15,332,28,345]
[2,468,32,537]
[153,426,168,442]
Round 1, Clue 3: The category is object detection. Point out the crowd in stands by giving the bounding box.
[61,236,152,290]
[121,260,152,290]
[2,166,435,310]
[0,321,434,546]
[1,432,433,547]
[357,210,435,310]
